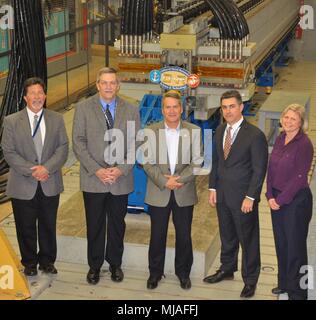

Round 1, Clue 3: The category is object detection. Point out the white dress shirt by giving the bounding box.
[165,122,180,175]
[26,107,46,144]
[222,116,244,149]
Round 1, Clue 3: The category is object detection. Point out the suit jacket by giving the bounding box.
[1,108,69,200]
[72,94,140,194]
[209,119,268,208]
[143,121,203,207]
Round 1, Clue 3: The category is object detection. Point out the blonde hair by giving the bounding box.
[281,104,308,132]
[162,90,182,107]
[96,67,119,83]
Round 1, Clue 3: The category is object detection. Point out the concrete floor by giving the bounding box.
[1,58,316,300]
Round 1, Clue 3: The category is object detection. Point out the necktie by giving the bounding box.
[33,115,43,164]
[223,126,232,160]
[105,104,114,129]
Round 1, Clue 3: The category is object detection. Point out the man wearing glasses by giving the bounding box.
[72,67,140,285]
[203,90,268,298]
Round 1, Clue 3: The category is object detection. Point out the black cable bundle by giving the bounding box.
[148,0,154,37]
[205,0,250,40]
[228,0,249,38]
[120,0,127,35]
[0,0,51,203]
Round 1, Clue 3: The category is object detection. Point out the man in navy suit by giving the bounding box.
[204,90,268,298]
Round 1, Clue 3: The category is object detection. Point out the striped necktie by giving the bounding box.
[223,126,232,160]
[105,104,114,129]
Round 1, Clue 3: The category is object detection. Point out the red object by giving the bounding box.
[296,0,304,39]
[187,74,200,89]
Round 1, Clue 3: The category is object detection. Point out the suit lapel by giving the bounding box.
[225,119,248,161]
[153,122,169,169]
[92,94,108,130]
[19,109,37,155]
[175,121,189,173]
[113,97,124,129]
[42,110,51,160]
[217,124,226,161]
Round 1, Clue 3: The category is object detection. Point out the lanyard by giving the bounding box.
[32,111,44,138]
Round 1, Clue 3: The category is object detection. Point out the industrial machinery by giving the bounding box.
[115,0,300,111]
[114,0,301,211]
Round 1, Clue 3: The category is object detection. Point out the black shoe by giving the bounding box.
[109,266,124,282]
[240,284,256,298]
[147,276,161,290]
[203,270,234,284]
[179,277,191,290]
[86,269,100,285]
[271,287,286,295]
[39,264,58,274]
[24,265,37,277]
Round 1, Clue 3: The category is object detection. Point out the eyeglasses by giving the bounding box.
[221,104,239,111]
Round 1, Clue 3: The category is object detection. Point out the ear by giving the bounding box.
[240,103,244,112]
[23,96,27,104]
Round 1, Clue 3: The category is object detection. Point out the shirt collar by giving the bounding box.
[100,98,116,110]
[164,121,181,133]
[226,116,244,131]
[26,107,43,119]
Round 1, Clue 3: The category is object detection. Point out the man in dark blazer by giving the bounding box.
[1,77,69,276]
[204,90,268,298]
[143,90,203,290]
[73,67,140,285]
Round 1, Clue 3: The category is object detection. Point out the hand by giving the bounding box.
[95,168,114,184]
[209,190,217,207]
[241,198,254,214]
[31,165,49,182]
[164,175,183,190]
[106,167,123,183]
[268,198,280,211]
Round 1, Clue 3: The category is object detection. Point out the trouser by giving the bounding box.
[11,183,59,268]
[271,187,313,300]
[83,192,128,271]
[148,191,194,279]
[216,199,260,286]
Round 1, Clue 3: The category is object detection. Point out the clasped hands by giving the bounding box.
[31,165,49,182]
[164,175,183,190]
[96,167,123,184]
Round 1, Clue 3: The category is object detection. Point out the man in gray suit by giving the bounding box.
[143,90,203,290]
[1,77,68,277]
[73,67,140,285]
